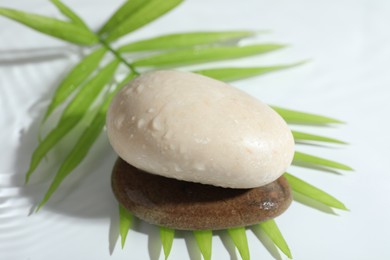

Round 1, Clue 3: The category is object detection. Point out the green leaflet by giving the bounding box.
[227,227,250,260]
[36,73,134,208]
[25,59,119,183]
[26,118,79,184]
[58,59,119,121]
[42,47,107,123]
[118,31,255,52]
[293,151,353,171]
[36,105,107,210]
[193,230,212,260]
[160,227,175,260]
[133,44,285,68]
[194,62,304,82]
[271,106,343,125]
[98,0,149,35]
[104,0,183,42]
[119,205,133,248]
[0,8,98,45]
[292,130,347,145]
[50,0,88,28]
[257,219,292,259]
[284,173,348,210]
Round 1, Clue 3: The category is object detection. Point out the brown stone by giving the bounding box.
[112,158,292,230]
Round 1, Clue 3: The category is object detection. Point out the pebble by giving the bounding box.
[112,158,292,230]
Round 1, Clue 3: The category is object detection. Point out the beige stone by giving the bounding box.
[107,70,294,188]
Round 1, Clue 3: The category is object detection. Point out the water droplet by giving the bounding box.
[151,116,163,131]
[147,108,155,113]
[193,162,205,171]
[195,137,210,144]
[137,119,145,128]
[131,116,136,121]
[163,130,173,140]
[174,164,182,172]
[114,114,125,129]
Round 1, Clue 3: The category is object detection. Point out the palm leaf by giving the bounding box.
[36,72,134,207]
[118,31,255,52]
[104,0,183,42]
[257,219,292,259]
[227,227,250,260]
[36,105,107,210]
[193,230,212,260]
[293,151,353,171]
[42,47,107,122]
[98,0,149,35]
[133,44,285,68]
[292,130,347,145]
[0,8,98,45]
[160,227,175,260]
[25,59,120,183]
[119,205,133,248]
[284,173,348,210]
[194,62,304,82]
[50,0,89,28]
[57,59,119,121]
[272,106,343,125]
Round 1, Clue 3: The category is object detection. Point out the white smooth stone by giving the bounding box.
[106,70,294,188]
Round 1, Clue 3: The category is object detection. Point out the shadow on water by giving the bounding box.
[3,46,136,255]
[292,191,337,215]
[0,46,80,66]
[251,225,283,260]
[215,230,238,260]
[12,101,139,254]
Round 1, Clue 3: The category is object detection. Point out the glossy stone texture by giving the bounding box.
[106,70,295,189]
[112,158,292,230]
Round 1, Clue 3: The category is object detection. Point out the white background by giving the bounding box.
[1,0,390,259]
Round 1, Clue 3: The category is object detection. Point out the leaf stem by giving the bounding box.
[99,38,139,75]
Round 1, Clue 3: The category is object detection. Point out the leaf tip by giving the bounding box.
[333,139,349,145]
[335,202,349,211]
[25,170,32,184]
[282,246,293,259]
[120,236,126,249]
[343,165,354,171]
[330,118,346,124]
[35,202,44,213]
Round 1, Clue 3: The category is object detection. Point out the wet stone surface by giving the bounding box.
[112,158,292,230]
